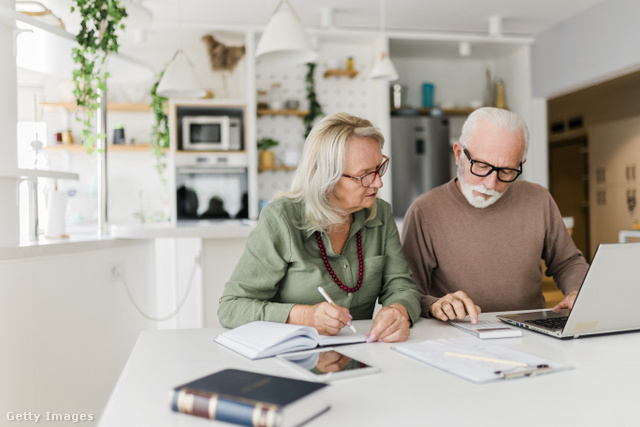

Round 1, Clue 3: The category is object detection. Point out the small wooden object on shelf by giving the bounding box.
[257,109,308,117]
[323,69,359,79]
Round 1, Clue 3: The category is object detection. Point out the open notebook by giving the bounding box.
[498,242,640,338]
[215,321,366,359]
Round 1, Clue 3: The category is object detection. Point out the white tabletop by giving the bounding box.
[98,314,640,426]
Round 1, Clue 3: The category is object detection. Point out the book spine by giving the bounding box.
[170,388,281,427]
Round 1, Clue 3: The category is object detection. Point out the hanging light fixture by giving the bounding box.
[370,0,398,81]
[156,49,206,98]
[156,2,206,98]
[255,0,317,64]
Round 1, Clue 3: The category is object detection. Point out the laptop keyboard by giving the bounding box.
[527,316,568,330]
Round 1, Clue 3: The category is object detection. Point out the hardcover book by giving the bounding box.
[170,369,329,427]
[214,321,366,359]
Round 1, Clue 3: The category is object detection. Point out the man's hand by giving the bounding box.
[429,291,481,324]
[367,303,411,343]
[552,290,578,312]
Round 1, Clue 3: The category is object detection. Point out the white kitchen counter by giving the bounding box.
[110,220,256,239]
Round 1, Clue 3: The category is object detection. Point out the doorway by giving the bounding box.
[549,137,590,260]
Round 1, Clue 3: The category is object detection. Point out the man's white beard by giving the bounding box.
[457,166,505,208]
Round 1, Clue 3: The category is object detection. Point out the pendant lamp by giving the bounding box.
[156,49,207,98]
[370,0,398,81]
[256,0,317,64]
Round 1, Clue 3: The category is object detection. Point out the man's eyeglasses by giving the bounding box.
[342,155,390,187]
[463,148,522,183]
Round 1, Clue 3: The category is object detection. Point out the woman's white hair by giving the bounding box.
[460,107,530,162]
[277,112,384,232]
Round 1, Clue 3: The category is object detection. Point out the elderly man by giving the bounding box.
[401,107,589,323]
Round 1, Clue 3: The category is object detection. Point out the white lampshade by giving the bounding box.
[256,6,318,64]
[156,50,206,98]
[370,52,398,81]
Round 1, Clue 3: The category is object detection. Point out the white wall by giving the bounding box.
[391,57,493,111]
[0,241,157,426]
[532,0,640,98]
[255,40,376,203]
[588,115,640,253]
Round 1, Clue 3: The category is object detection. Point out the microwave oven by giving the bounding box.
[182,115,242,151]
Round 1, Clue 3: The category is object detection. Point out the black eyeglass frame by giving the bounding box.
[342,155,390,187]
[462,147,522,183]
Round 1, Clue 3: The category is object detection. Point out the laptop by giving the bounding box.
[497,242,640,339]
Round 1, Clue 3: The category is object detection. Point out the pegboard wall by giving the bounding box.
[256,42,375,202]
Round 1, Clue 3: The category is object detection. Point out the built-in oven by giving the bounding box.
[175,153,248,220]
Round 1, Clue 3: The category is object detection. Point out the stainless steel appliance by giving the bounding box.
[182,115,242,151]
[390,115,450,217]
[176,105,245,152]
[175,153,248,220]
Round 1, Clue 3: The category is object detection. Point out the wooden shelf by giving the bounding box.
[258,165,297,173]
[391,107,477,116]
[257,109,308,118]
[42,102,151,113]
[419,107,476,116]
[323,69,359,79]
[45,144,158,152]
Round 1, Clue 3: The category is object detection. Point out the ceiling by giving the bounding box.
[30,0,608,73]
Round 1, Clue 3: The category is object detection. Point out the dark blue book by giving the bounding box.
[170,369,329,427]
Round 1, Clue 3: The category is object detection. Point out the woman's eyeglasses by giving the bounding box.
[342,155,390,187]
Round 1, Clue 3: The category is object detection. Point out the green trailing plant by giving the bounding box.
[257,137,279,151]
[71,0,127,154]
[150,69,169,186]
[303,62,324,138]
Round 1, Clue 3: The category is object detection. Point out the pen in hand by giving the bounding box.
[317,286,357,333]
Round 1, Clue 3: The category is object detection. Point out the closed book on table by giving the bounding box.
[170,369,329,427]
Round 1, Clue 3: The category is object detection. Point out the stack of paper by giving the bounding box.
[393,337,572,383]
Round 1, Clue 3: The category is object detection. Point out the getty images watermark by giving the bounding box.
[7,412,94,423]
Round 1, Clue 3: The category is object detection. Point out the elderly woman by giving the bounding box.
[218,113,420,343]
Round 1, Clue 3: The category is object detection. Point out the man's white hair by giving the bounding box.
[460,107,530,162]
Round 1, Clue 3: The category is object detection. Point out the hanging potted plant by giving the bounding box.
[303,62,324,138]
[71,0,127,153]
[149,69,170,186]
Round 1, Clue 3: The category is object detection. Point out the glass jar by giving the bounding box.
[270,83,282,110]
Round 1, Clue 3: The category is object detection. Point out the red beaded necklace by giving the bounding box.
[315,230,363,295]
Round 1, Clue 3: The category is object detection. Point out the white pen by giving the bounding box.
[317,286,357,333]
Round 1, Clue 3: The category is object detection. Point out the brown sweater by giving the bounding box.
[401,179,589,317]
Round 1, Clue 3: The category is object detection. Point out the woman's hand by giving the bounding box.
[287,302,353,335]
[315,350,352,373]
[367,303,411,343]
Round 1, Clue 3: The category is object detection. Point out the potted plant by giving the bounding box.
[303,63,324,138]
[257,137,279,169]
[112,123,125,145]
[149,69,169,187]
[71,0,127,153]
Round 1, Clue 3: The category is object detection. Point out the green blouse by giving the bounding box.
[217,197,421,328]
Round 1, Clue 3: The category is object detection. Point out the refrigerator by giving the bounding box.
[390,115,451,218]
